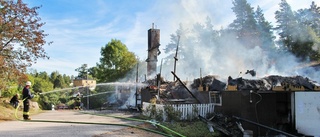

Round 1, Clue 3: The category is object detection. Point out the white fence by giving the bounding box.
[142,102,215,121]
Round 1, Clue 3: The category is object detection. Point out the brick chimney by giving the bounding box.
[146,23,160,78]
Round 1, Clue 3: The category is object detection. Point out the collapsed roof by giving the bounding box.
[143,74,320,103]
[227,75,318,91]
[148,74,320,93]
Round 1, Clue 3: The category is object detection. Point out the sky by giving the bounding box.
[23,0,319,77]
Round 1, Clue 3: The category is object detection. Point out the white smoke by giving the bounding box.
[136,0,319,84]
[159,22,319,83]
[123,1,320,83]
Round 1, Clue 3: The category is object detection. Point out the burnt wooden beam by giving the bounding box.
[171,71,201,103]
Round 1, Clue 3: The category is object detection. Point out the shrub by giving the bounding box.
[163,105,182,122]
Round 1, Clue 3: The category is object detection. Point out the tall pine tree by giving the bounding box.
[276,0,320,61]
[297,1,320,36]
[229,0,259,48]
[255,6,275,51]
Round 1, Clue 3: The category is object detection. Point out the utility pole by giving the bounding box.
[157,59,163,99]
[85,64,89,110]
[173,35,180,81]
[86,78,89,110]
[135,63,138,108]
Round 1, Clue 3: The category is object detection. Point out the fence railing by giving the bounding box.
[142,102,215,121]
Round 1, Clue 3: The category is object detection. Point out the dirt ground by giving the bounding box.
[95,123,166,137]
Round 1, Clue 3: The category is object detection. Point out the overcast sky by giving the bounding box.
[24,0,319,76]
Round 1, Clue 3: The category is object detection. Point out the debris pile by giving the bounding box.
[228,75,318,91]
[191,75,226,91]
[142,74,320,104]
[199,113,243,136]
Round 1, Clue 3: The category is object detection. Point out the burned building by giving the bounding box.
[139,24,320,136]
[141,73,320,136]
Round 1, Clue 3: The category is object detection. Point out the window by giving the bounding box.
[209,91,222,106]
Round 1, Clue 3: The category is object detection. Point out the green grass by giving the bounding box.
[0,97,19,121]
[0,97,41,121]
[132,114,221,137]
[160,121,221,137]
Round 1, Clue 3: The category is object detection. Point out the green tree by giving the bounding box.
[63,74,71,86]
[38,71,50,81]
[2,81,20,97]
[39,93,60,110]
[296,2,320,61]
[96,39,138,82]
[297,1,320,36]
[0,0,50,92]
[50,71,58,84]
[25,71,52,94]
[229,0,259,48]
[25,70,73,109]
[88,66,99,80]
[255,6,275,51]
[33,77,53,93]
[48,71,69,89]
[53,75,66,89]
[75,64,89,79]
[275,0,320,61]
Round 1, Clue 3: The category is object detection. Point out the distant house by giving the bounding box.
[73,79,96,90]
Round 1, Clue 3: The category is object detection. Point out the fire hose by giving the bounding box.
[15,98,185,137]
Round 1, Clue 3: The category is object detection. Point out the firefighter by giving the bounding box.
[22,81,34,120]
[10,93,19,108]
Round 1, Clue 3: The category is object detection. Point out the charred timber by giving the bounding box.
[171,71,201,103]
[233,116,298,137]
[199,113,243,136]
[199,115,232,136]
[227,75,318,91]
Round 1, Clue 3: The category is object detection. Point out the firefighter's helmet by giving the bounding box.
[26,81,32,86]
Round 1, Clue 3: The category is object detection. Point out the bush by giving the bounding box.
[163,105,182,122]
[145,104,163,121]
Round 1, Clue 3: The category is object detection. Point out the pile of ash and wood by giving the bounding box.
[142,74,320,102]
[142,74,320,136]
[226,75,320,91]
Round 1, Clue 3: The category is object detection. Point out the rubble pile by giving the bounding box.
[190,75,319,92]
[143,74,319,102]
[228,75,318,91]
[191,75,226,91]
[199,113,243,136]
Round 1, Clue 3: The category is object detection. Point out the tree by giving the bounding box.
[297,1,320,36]
[75,64,88,79]
[229,0,259,48]
[255,6,275,51]
[38,71,49,81]
[275,0,320,61]
[88,66,98,80]
[49,71,68,89]
[50,71,58,84]
[0,0,50,92]
[96,39,138,82]
[254,6,278,63]
[27,71,53,93]
[296,2,320,61]
[63,74,71,86]
[33,77,53,93]
[53,75,65,89]
[162,24,190,79]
